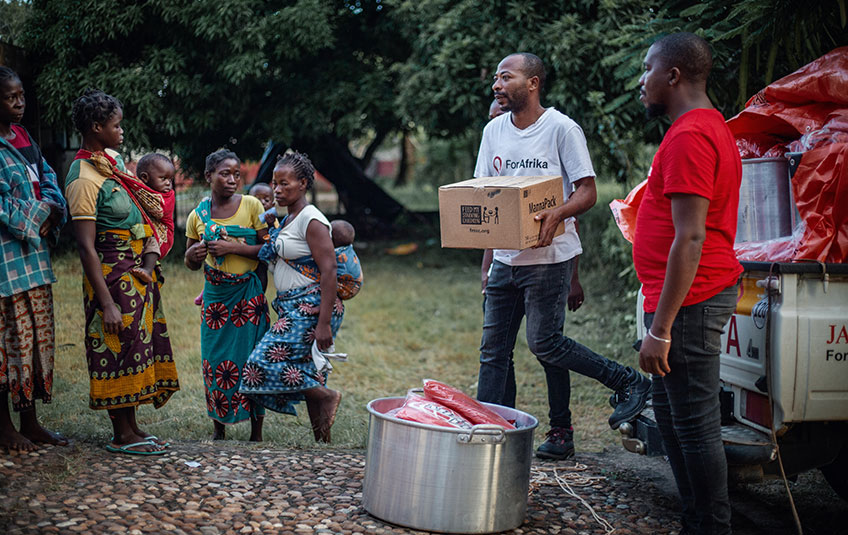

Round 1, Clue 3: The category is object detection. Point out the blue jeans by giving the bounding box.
[646,283,738,535]
[477,259,631,428]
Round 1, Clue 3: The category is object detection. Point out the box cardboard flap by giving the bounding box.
[439,175,561,190]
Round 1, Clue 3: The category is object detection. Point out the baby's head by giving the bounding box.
[137,153,175,193]
[249,182,274,211]
[331,219,355,247]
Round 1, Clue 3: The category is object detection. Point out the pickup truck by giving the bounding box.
[619,261,848,500]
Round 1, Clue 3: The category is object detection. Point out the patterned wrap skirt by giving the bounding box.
[239,283,344,415]
[83,230,179,410]
[0,285,55,411]
[201,264,269,424]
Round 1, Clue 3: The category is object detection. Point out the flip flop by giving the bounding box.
[145,435,171,448]
[105,440,167,456]
[110,436,170,448]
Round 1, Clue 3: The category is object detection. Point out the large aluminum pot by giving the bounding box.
[736,157,793,243]
[363,397,538,533]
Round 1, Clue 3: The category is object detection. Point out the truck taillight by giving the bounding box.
[741,389,772,429]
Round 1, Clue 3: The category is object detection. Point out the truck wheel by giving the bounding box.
[820,445,848,501]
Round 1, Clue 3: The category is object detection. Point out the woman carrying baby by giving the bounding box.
[184,149,269,441]
[240,151,344,442]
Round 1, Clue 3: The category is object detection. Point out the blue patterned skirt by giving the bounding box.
[239,283,344,415]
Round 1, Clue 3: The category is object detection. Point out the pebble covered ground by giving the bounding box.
[1,441,680,535]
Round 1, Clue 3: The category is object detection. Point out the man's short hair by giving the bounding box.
[652,32,713,84]
[510,52,546,90]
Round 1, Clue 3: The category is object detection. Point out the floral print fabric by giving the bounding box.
[0,285,55,411]
[239,283,344,415]
[83,230,179,410]
[201,264,269,423]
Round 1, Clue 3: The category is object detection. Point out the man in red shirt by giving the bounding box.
[634,33,742,535]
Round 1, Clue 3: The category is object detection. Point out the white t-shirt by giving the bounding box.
[473,107,595,266]
[270,204,332,292]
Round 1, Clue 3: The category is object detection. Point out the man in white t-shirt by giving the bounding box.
[475,52,651,460]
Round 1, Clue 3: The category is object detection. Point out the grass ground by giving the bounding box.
[31,181,639,454]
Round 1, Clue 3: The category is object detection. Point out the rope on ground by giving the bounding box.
[530,465,616,535]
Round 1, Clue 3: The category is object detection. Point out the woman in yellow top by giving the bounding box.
[185,149,269,440]
[65,89,179,455]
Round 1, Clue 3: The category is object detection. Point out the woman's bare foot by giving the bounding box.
[20,424,69,446]
[130,267,153,284]
[125,408,167,447]
[127,431,168,447]
[0,428,38,452]
[212,420,226,440]
[129,426,167,447]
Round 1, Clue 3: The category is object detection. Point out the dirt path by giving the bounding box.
[1,441,844,534]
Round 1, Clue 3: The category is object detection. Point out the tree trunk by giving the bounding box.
[394,131,409,186]
[360,128,389,171]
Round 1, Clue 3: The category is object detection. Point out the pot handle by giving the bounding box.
[457,424,506,445]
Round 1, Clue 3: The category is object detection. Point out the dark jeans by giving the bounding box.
[477,259,631,428]
[646,283,739,535]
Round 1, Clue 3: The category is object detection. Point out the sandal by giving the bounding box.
[145,435,171,448]
[105,440,167,456]
[110,435,170,448]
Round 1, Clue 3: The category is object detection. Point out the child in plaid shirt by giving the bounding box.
[0,66,68,452]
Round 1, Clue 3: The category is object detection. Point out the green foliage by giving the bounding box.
[417,129,480,187]
[605,0,848,120]
[578,181,643,296]
[394,0,656,184]
[396,0,848,183]
[0,0,32,46]
[21,0,848,188]
[25,0,407,173]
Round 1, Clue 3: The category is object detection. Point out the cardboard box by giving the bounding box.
[438,175,565,249]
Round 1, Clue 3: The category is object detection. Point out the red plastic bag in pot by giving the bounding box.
[393,393,473,429]
[422,379,515,430]
[734,225,803,262]
[736,135,785,159]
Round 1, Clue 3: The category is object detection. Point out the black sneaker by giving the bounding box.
[535,426,575,460]
[608,371,652,429]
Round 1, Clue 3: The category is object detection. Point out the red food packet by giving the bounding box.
[422,379,515,430]
[393,393,473,429]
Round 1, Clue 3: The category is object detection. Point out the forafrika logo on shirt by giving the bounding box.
[505,158,549,170]
[492,156,549,175]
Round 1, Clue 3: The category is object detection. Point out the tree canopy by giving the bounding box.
[394,0,847,184]
[25,0,405,173]
[18,0,848,194]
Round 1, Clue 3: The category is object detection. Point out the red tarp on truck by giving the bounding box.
[727,47,848,263]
